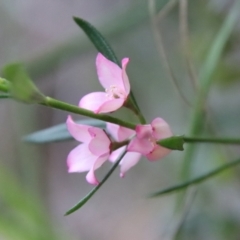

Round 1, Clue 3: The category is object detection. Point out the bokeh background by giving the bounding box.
[0,0,240,239]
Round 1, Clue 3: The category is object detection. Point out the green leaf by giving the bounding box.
[24,119,106,144]
[150,157,240,197]
[65,150,126,215]
[73,17,120,66]
[158,135,184,151]
[1,64,45,103]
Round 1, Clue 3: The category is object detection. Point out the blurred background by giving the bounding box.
[0,0,240,239]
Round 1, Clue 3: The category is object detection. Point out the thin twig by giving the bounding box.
[156,0,178,22]
[148,0,192,107]
[179,0,198,91]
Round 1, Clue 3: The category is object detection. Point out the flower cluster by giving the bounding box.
[66,53,173,185]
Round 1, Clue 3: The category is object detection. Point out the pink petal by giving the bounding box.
[120,152,141,178]
[96,53,125,91]
[109,146,126,162]
[97,98,125,113]
[127,138,153,155]
[86,153,109,185]
[146,145,171,161]
[67,144,97,172]
[66,116,91,143]
[151,117,173,140]
[121,58,130,95]
[118,126,135,141]
[88,128,111,156]
[136,124,152,139]
[106,123,135,141]
[79,92,109,113]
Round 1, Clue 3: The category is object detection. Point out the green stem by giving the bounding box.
[181,3,240,180]
[184,136,240,145]
[65,150,126,215]
[43,97,136,130]
[150,157,240,197]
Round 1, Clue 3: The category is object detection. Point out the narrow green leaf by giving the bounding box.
[151,157,240,197]
[2,64,45,103]
[158,135,184,150]
[24,119,106,144]
[73,17,120,65]
[65,150,126,215]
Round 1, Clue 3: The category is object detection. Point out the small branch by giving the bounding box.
[156,0,178,22]
[183,136,240,145]
[148,0,192,107]
[43,97,136,130]
[179,0,198,91]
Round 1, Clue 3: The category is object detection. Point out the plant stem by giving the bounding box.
[43,97,136,130]
[181,2,240,180]
[184,136,240,145]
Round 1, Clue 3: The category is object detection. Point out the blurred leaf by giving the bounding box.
[1,64,45,103]
[24,119,106,144]
[151,157,240,197]
[0,164,61,240]
[73,17,120,65]
[212,60,240,86]
[0,77,10,93]
[0,93,10,99]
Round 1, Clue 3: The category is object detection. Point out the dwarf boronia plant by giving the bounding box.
[1,10,240,216]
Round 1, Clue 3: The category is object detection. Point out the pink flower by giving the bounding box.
[79,53,130,113]
[66,117,141,184]
[107,123,142,178]
[66,115,111,185]
[128,118,173,161]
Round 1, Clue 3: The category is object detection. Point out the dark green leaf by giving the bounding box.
[73,17,120,66]
[2,64,45,103]
[24,119,106,144]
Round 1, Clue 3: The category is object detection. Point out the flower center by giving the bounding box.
[148,136,156,148]
[105,85,125,99]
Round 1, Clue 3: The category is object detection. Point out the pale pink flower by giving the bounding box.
[128,118,173,161]
[107,123,142,177]
[79,53,130,113]
[66,115,111,185]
